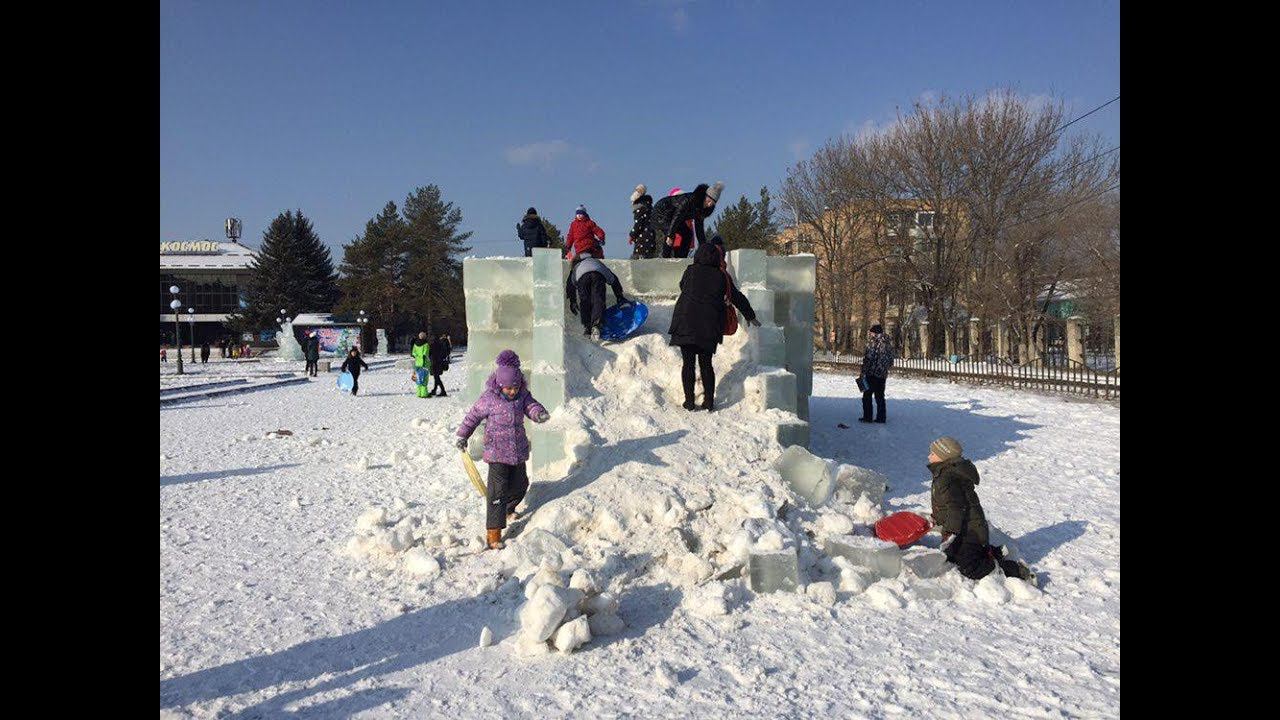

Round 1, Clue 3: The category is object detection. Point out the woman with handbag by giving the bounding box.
[668,240,759,411]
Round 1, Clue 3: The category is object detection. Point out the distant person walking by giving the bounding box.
[858,325,894,423]
[200,341,210,364]
[668,242,759,411]
[304,331,321,377]
[341,347,370,395]
[652,182,723,259]
[628,184,657,259]
[161,346,167,363]
[516,207,551,257]
[429,333,451,397]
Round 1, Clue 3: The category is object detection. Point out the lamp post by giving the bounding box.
[187,308,196,362]
[358,310,368,352]
[169,285,184,375]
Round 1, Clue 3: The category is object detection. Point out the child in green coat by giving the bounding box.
[411,331,432,398]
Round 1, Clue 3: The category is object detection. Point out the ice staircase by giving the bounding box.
[461,248,816,479]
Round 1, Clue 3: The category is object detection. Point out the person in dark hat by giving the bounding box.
[517,207,551,257]
[650,181,724,259]
[858,324,894,423]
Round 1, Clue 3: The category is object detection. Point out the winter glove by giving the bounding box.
[535,410,550,423]
[665,236,674,246]
[746,317,762,327]
[455,436,468,451]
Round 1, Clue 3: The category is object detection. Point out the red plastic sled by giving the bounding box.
[875,511,932,548]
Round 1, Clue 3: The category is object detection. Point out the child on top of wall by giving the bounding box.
[455,350,551,549]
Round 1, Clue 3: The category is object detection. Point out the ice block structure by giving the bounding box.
[462,248,817,476]
[824,535,903,579]
[274,320,304,361]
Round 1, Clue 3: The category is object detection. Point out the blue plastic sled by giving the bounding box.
[601,301,649,341]
[336,371,354,392]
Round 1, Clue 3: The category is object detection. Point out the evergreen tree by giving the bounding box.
[542,218,565,250]
[400,185,473,333]
[233,210,339,331]
[337,201,408,330]
[710,186,780,252]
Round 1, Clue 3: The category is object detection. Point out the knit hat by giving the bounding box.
[706,181,724,203]
[668,187,683,197]
[630,184,646,203]
[526,207,538,216]
[575,205,587,217]
[494,349,523,389]
[870,324,883,334]
[930,436,963,462]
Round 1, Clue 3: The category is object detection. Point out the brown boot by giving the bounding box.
[486,528,504,550]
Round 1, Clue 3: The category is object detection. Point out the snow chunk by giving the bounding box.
[975,574,1011,605]
[1006,576,1041,603]
[850,493,884,524]
[568,569,597,595]
[653,663,678,690]
[806,581,838,607]
[552,615,592,653]
[588,611,625,636]
[519,585,573,643]
[356,507,388,531]
[773,445,836,507]
[479,626,493,648]
[817,511,855,537]
[686,582,730,617]
[832,557,876,594]
[584,591,619,616]
[864,584,906,609]
[402,548,440,577]
[902,548,949,579]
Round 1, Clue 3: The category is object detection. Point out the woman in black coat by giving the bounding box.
[668,242,759,411]
[650,182,723,259]
[428,334,450,397]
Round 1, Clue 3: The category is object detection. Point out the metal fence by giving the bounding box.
[814,351,1120,400]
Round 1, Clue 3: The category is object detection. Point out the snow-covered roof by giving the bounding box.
[160,241,258,271]
[290,313,364,326]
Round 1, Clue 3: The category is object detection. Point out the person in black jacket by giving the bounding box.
[650,182,723,259]
[668,242,759,411]
[928,437,1036,583]
[340,347,370,395]
[304,331,321,377]
[566,256,629,337]
[858,325,894,423]
[200,341,210,364]
[516,207,550,257]
[428,333,450,397]
[628,184,657,259]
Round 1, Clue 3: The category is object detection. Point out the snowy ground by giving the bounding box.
[160,354,1119,719]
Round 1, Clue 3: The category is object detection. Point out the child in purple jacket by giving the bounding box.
[455,350,550,549]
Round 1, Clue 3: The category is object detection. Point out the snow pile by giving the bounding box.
[514,561,623,656]
[342,498,486,573]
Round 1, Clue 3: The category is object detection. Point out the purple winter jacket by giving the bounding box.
[457,373,547,466]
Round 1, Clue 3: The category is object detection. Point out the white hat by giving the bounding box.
[707,181,724,203]
[630,184,647,203]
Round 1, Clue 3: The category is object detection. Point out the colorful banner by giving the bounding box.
[316,327,362,356]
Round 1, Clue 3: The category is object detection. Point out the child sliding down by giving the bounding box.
[455,350,550,549]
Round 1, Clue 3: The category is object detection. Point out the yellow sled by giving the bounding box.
[459,449,487,498]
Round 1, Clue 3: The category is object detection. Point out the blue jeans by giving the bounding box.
[415,367,428,386]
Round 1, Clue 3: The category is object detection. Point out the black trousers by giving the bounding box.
[486,462,529,529]
[680,344,716,407]
[305,359,317,376]
[861,375,887,421]
[349,372,360,395]
[946,540,1028,580]
[577,272,606,332]
[430,371,446,395]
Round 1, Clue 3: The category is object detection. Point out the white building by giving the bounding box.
[159,240,258,346]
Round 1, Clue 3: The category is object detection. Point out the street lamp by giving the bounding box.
[358,310,368,352]
[169,285,184,375]
[187,308,196,363]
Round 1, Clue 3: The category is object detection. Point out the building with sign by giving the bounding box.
[160,239,258,346]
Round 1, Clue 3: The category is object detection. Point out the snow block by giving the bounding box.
[494,294,534,331]
[520,584,574,643]
[902,548,949,579]
[744,369,797,414]
[464,294,495,330]
[749,325,787,367]
[532,326,566,370]
[773,445,835,507]
[774,420,810,449]
[824,535,902,579]
[795,395,810,421]
[532,248,567,287]
[630,259,689,298]
[530,370,566,413]
[599,259,634,291]
[531,426,566,472]
[464,257,532,294]
[728,248,768,287]
[748,548,799,593]
[744,287,776,325]
[766,255,817,294]
[552,615,592,653]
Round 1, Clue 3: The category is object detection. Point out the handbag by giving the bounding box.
[856,376,869,393]
[721,269,738,336]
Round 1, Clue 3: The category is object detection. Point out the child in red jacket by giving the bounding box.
[565,205,606,260]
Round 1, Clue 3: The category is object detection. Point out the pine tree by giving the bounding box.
[710,187,779,252]
[542,218,565,250]
[233,210,339,331]
[337,201,407,330]
[400,185,473,333]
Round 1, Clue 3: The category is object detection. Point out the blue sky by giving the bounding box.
[160,0,1119,259]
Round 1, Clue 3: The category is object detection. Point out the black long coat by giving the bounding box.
[650,184,713,250]
[668,244,756,353]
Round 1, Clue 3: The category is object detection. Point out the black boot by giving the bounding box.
[682,399,697,411]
